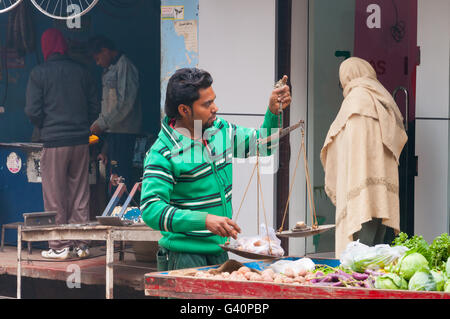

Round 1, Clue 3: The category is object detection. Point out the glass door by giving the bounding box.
[306,0,418,254]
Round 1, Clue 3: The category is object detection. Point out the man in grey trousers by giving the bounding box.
[25,28,100,259]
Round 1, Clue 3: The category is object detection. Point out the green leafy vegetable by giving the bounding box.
[444,280,450,293]
[313,264,340,275]
[396,252,429,280]
[446,257,450,275]
[392,232,450,271]
[408,270,437,291]
[430,270,446,291]
[375,273,408,290]
[391,232,431,262]
[428,233,450,271]
[392,232,409,246]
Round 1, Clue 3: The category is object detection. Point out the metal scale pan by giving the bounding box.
[219,244,282,260]
[276,224,335,238]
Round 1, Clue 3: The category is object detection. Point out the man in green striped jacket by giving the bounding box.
[141,68,291,271]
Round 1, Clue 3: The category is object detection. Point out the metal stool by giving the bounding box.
[1,222,32,254]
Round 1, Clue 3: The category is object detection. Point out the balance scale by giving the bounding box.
[221,77,335,259]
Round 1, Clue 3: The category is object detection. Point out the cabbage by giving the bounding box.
[408,271,437,291]
[375,273,408,290]
[444,280,450,293]
[430,270,445,291]
[397,252,429,280]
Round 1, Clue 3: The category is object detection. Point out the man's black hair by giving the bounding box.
[87,35,116,55]
[165,68,213,119]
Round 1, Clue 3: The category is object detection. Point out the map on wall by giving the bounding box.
[160,0,199,116]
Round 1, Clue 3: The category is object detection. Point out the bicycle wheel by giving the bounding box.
[30,0,99,20]
[0,0,23,14]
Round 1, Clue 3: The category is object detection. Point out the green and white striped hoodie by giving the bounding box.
[140,108,280,255]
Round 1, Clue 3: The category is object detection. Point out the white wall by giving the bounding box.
[415,0,450,242]
[416,0,450,119]
[198,0,277,261]
[198,0,277,114]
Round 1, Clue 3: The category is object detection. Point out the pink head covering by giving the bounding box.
[41,28,68,61]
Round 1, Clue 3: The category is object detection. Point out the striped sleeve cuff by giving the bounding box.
[158,208,208,233]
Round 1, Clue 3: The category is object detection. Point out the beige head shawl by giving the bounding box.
[321,57,407,168]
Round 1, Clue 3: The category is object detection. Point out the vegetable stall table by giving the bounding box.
[17,223,161,299]
[144,257,450,299]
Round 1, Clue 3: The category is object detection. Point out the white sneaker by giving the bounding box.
[75,246,90,258]
[41,247,71,260]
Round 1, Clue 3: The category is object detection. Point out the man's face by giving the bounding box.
[191,86,218,131]
[93,48,113,68]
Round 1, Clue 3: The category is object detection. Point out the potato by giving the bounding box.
[294,276,306,283]
[274,277,284,284]
[284,267,295,278]
[305,273,315,281]
[294,221,306,229]
[244,271,254,280]
[253,240,264,247]
[297,269,307,277]
[249,273,263,281]
[238,266,251,275]
[261,274,274,282]
[274,274,284,284]
[261,269,275,279]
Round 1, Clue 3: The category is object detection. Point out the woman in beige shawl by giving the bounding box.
[321,57,408,257]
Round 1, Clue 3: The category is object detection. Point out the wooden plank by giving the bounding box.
[21,224,153,232]
[21,224,113,232]
[106,231,114,299]
[21,227,160,242]
[110,229,162,242]
[16,225,22,299]
[21,229,108,242]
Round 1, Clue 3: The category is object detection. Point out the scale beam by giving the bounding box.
[258,120,304,145]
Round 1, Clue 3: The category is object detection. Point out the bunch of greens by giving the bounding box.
[313,264,341,275]
[391,232,431,262]
[392,232,450,272]
[428,233,450,271]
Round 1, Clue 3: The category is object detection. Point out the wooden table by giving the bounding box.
[144,258,450,299]
[17,223,161,299]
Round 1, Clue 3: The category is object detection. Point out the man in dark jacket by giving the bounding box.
[25,28,100,259]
